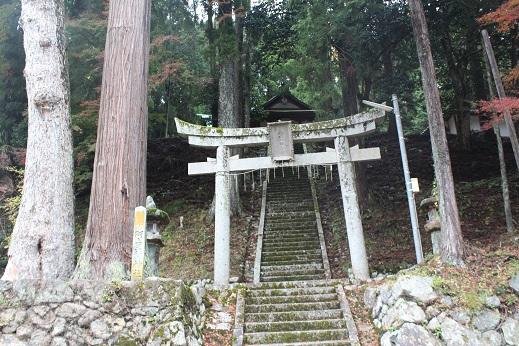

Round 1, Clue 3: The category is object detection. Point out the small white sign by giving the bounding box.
[411,178,420,193]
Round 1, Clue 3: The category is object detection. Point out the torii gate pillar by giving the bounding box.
[335,136,370,280]
[214,145,231,286]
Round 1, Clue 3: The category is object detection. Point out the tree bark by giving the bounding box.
[510,27,518,68]
[235,4,245,128]
[209,1,242,217]
[2,0,75,280]
[468,33,486,101]
[482,29,519,172]
[440,33,471,151]
[217,60,242,215]
[74,0,151,280]
[204,2,219,127]
[408,0,464,266]
[484,45,515,233]
[338,52,359,116]
[243,38,251,128]
[383,50,398,139]
[336,48,367,208]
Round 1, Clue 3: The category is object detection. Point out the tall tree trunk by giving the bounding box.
[510,27,518,68]
[74,0,151,280]
[235,3,245,127]
[205,2,219,127]
[336,48,368,208]
[383,50,398,139]
[2,0,75,280]
[338,52,359,116]
[484,40,515,233]
[408,0,464,266]
[217,61,242,215]
[482,29,519,172]
[468,33,486,101]
[165,78,171,138]
[243,38,251,128]
[212,1,241,216]
[441,34,471,151]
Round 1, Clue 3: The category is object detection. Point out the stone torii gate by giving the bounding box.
[175,108,386,286]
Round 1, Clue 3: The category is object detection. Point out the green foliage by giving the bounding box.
[0,1,26,147]
[1,166,23,225]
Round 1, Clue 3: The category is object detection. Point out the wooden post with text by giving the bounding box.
[131,206,147,281]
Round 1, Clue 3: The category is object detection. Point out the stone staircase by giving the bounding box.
[234,169,359,346]
[260,169,328,282]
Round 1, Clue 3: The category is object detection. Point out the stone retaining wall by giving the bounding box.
[0,278,208,345]
[365,275,519,346]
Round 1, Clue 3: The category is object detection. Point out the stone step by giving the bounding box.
[268,183,311,188]
[244,318,347,333]
[265,218,316,225]
[263,234,319,242]
[267,191,312,196]
[261,259,323,267]
[261,253,322,262]
[260,263,323,273]
[267,193,312,199]
[263,237,319,244]
[266,198,312,204]
[267,210,314,215]
[263,239,320,247]
[263,235,318,242]
[267,212,315,218]
[247,286,336,298]
[263,233,318,240]
[264,229,318,236]
[261,274,327,282]
[248,340,351,346]
[265,218,316,223]
[262,242,319,249]
[246,293,338,306]
[265,224,316,230]
[244,328,349,344]
[244,309,343,323]
[250,281,336,289]
[266,222,316,230]
[267,192,311,196]
[265,218,315,226]
[262,249,321,257]
[260,268,325,278]
[262,248,321,256]
[267,201,314,207]
[262,244,321,252]
[245,300,341,313]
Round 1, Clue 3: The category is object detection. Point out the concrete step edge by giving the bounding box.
[243,329,349,344]
[244,309,344,322]
[246,294,339,305]
[246,287,336,298]
[244,318,347,333]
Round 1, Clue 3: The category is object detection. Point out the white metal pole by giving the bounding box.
[392,95,424,264]
[335,136,370,280]
[214,145,231,286]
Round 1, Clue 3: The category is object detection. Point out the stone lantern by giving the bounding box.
[145,196,167,277]
[420,197,441,255]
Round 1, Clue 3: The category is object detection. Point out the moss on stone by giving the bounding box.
[114,336,138,346]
